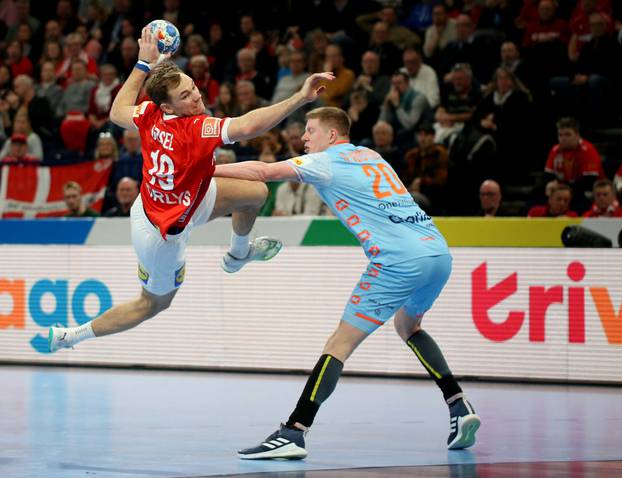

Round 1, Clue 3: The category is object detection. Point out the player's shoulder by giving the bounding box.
[288,151,331,167]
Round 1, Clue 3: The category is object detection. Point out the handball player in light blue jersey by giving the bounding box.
[215,106,480,460]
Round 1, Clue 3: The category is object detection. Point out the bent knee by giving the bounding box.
[249,181,268,204]
[140,291,175,318]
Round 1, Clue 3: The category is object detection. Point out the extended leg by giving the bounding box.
[48,288,176,352]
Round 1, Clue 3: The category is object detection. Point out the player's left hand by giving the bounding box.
[137,26,171,67]
[300,72,335,103]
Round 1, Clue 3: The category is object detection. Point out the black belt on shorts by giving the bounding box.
[143,206,185,235]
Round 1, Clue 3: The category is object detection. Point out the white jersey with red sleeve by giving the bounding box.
[132,101,234,237]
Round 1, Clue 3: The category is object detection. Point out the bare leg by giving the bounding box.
[91,288,177,337]
[209,177,268,234]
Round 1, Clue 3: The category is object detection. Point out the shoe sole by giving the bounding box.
[238,443,307,460]
[448,414,481,450]
[221,239,283,274]
[48,328,56,353]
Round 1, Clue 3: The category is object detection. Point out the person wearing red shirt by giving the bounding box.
[4,40,33,78]
[48,27,334,353]
[528,182,578,217]
[583,179,622,217]
[544,117,603,211]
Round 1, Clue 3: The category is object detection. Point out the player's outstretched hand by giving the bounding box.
[300,72,335,103]
[137,26,171,67]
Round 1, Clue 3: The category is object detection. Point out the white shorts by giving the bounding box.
[130,179,218,295]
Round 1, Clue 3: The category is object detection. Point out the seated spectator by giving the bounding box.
[369,121,404,176]
[5,0,41,44]
[367,21,403,75]
[544,117,604,212]
[582,179,622,217]
[403,122,450,214]
[472,67,533,179]
[213,82,241,118]
[247,30,278,81]
[57,60,97,118]
[103,177,139,217]
[351,50,390,107]
[271,50,310,125]
[319,44,355,108]
[435,63,482,144]
[476,179,512,216]
[306,29,329,74]
[271,50,310,104]
[231,48,274,101]
[528,182,578,217]
[0,133,38,163]
[439,14,496,84]
[88,64,121,134]
[347,89,379,145]
[13,74,54,143]
[497,41,533,91]
[273,181,328,216]
[282,122,306,158]
[95,131,118,162]
[478,0,522,39]
[0,113,42,160]
[36,60,63,116]
[5,40,33,78]
[522,0,570,90]
[111,37,139,80]
[423,4,457,62]
[57,32,99,85]
[400,47,440,108]
[357,5,421,50]
[39,40,64,78]
[236,80,269,115]
[380,71,429,146]
[63,180,100,217]
[188,54,219,108]
[568,0,614,60]
[119,129,141,163]
[550,12,622,125]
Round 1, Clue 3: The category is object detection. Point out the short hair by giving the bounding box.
[556,117,580,132]
[63,181,81,193]
[306,107,351,136]
[392,70,410,82]
[145,60,183,107]
[593,178,614,191]
[372,120,394,135]
[552,182,572,196]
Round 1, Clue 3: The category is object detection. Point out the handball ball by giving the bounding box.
[147,19,180,54]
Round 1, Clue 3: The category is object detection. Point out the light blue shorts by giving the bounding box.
[342,254,452,334]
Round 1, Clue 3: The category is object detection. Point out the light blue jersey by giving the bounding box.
[287,142,449,265]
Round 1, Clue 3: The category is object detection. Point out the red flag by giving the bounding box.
[0,160,113,218]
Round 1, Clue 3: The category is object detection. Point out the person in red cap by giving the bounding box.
[0,133,38,163]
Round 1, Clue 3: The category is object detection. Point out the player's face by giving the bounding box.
[302,118,334,154]
[166,74,205,116]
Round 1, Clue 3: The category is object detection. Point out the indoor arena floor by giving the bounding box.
[1,366,621,478]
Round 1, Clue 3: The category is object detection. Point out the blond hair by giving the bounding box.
[63,181,81,193]
[305,107,351,136]
[145,60,183,106]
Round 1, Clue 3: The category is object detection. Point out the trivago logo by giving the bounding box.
[472,261,622,344]
[0,278,112,353]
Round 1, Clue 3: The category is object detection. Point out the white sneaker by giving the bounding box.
[48,326,73,353]
[221,236,283,273]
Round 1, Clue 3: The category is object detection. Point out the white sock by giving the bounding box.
[67,322,96,346]
[229,232,250,259]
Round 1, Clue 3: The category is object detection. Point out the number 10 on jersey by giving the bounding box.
[148,150,175,191]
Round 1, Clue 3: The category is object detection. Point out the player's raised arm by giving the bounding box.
[226,72,335,143]
[215,161,300,182]
[110,27,167,129]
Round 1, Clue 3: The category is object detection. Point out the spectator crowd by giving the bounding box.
[1,0,621,218]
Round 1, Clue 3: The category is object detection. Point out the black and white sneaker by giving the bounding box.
[238,424,307,460]
[447,395,480,450]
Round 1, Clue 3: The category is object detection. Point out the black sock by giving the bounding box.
[407,329,462,402]
[286,354,344,428]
